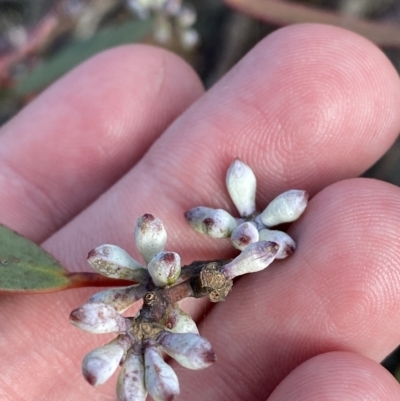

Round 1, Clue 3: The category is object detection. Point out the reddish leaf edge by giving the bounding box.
[0,273,135,294]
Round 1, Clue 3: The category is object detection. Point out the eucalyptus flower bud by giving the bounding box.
[230,221,259,251]
[260,190,308,227]
[144,344,180,401]
[259,229,296,259]
[82,336,131,386]
[185,207,237,238]
[69,303,128,334]
[222,241,279,279]
[87,244,147,281]
[117,350,147,401]
[165,304,199,334]
[89,284,147,312]
[147,252,181,287]
[184,206,210,233]
[226,158,257,217]
[157,332,216,370]
[135,214,167,264]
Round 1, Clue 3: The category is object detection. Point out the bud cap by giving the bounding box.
[259,229,296,259]
[148,252,181,287]
[230,221,259,251]
[226,159,257,217]
[117,350,147,401]
[144,344,180,401]
[260,190,308,227]
[222,241,279,279]
[158,332,216,370]
[185,207,237,238]
[87,244,146,281]
[82,336,130,386]
[135,214,167,264]
[165,304,199,334]
[69,303,128,334]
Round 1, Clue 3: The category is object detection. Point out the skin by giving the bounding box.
[0,23,400,401]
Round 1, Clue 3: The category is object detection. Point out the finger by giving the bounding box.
[44,23,400,270]
[2,24,400,401]
[268,351,400,401]
[176,178,400,401]
[0,45,203,242]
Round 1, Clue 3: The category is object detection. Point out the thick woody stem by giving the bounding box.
[137,260,231,324]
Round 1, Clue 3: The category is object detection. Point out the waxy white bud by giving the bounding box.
[69,303,128,334]
[158,332,216,370]
[135,214,167,264]
[82,336,131,386]
[230,221,259,251]
[185,207,237,238]
[165,304,199,334]
[222,241,279,279]
[117,350,147,401]
[260,190,308,227]
[259,229,296,259]
[226,158,257,217]
[144,344,180,401]
[89,284,147,312]
[87,244,147,281]
[184,206,210,233]
[147,252,181,287]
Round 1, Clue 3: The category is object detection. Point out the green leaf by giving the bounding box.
[16,18,153,95]
[0,224,70,292]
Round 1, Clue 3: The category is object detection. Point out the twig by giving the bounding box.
[225,0,400,48]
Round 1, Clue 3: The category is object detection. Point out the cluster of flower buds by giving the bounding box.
[126,0,199,50]
[70,159,308,401]
[70,214,216,401]
[185,158,309,261]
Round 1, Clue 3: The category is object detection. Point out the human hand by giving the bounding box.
[1,24,400,401]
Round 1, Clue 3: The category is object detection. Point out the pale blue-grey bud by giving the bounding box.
[260,190,308,227]
[226,158,257,217]
[222,241,279,279]
[144,344,180,401]
[135,214,167,264]
[158,331,216,370]
[230,221,259,251]
[259,229,296,259]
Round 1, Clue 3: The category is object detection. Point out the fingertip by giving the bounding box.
[0,44,203,241]
[268,351,400,401]
[221,23,400,195]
